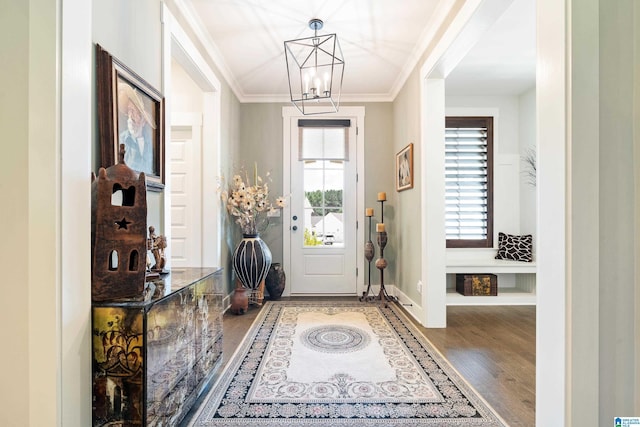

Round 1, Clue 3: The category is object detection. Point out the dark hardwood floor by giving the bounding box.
[413,305,536,427]
[184,298,535,427]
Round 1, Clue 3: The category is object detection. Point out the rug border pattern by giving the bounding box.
[188,301,509,427]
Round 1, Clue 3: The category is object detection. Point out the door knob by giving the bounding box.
[292,215,298,221]
[292,225,298,231]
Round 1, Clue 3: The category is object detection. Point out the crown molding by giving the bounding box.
[240,92,395,104]
[173,0,246,101]
[389,0,461,100]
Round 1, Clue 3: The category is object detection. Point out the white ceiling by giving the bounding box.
[445,0,536,96]
[181,0,536,102]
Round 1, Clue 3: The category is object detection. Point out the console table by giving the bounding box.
[91,267,223,426]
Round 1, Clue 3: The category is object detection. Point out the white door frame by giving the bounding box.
[170,113,203,267]
[282,106,365,297]
[162,5,222,268]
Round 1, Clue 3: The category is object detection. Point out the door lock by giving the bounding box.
[292,215,298,221]
[292,225,298,231]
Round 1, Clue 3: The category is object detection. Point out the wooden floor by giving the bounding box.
[413,304,536,427]
[184,298,535,427]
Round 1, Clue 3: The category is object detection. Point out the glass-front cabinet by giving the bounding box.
[91,267,223,426]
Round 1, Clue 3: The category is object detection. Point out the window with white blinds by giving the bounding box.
[445,117,493,248]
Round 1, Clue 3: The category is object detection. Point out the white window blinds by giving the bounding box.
[299,128,348,160]
[298,119,350,161]
[445,117,493,248]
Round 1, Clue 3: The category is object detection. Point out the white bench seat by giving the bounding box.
[445,258,537,305]
[446,258,537,274]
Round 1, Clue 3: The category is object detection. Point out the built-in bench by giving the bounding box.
[445,258,537,306]
[446,258,537,274]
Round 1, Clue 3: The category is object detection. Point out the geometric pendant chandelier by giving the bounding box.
[284,19,344,115]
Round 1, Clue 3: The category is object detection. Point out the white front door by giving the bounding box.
[170,114,202,267]
[288,117,358,294]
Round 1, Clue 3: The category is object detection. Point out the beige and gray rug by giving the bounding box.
[187,301,508,426]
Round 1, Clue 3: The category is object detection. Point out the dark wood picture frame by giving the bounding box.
[396,143,414,192]
[96,44,165,191]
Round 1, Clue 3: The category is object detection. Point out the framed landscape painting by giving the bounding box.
[396,143,414,192]
[96,44,165,191]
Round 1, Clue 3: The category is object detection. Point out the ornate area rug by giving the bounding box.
[187,301,508,426]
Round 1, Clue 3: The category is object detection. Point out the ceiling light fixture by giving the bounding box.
[284,18,344,115]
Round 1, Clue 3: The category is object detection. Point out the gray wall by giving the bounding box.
[570,0,600,423]
[238,103,286,262]
[518,87,536,235]
[392,68,423,303]
[93,0,162,90]
[217,79,242,295]
[92,0,165,231]
[597,0,638,422]
[359,103,396,287]
[237,102,395,288]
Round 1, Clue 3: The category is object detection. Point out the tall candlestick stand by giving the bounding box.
[360,195,396,306]
[375,229,395,306]
[359,213,375,301]
[376,197,395,305]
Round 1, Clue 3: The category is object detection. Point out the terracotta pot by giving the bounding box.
[230,287,249,315]
[265,263,286,300]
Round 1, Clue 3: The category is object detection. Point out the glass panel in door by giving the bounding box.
[303,160,344,247]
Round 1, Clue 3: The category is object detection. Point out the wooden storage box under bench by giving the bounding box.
[456,273,498,296]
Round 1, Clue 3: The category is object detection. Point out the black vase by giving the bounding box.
[265,263,286,300]
[232,234,272,290]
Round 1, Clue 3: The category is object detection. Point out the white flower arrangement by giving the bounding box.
[221,164,285,235]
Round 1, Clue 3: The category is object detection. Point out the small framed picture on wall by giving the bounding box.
[96,44,165,191]
[396,143,414,192]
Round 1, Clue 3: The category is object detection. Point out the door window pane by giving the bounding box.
[301,131,346,248]
[322,208,343,246]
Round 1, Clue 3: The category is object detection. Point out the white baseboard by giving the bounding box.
[392,286,424,326]
[360,284,424,326]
